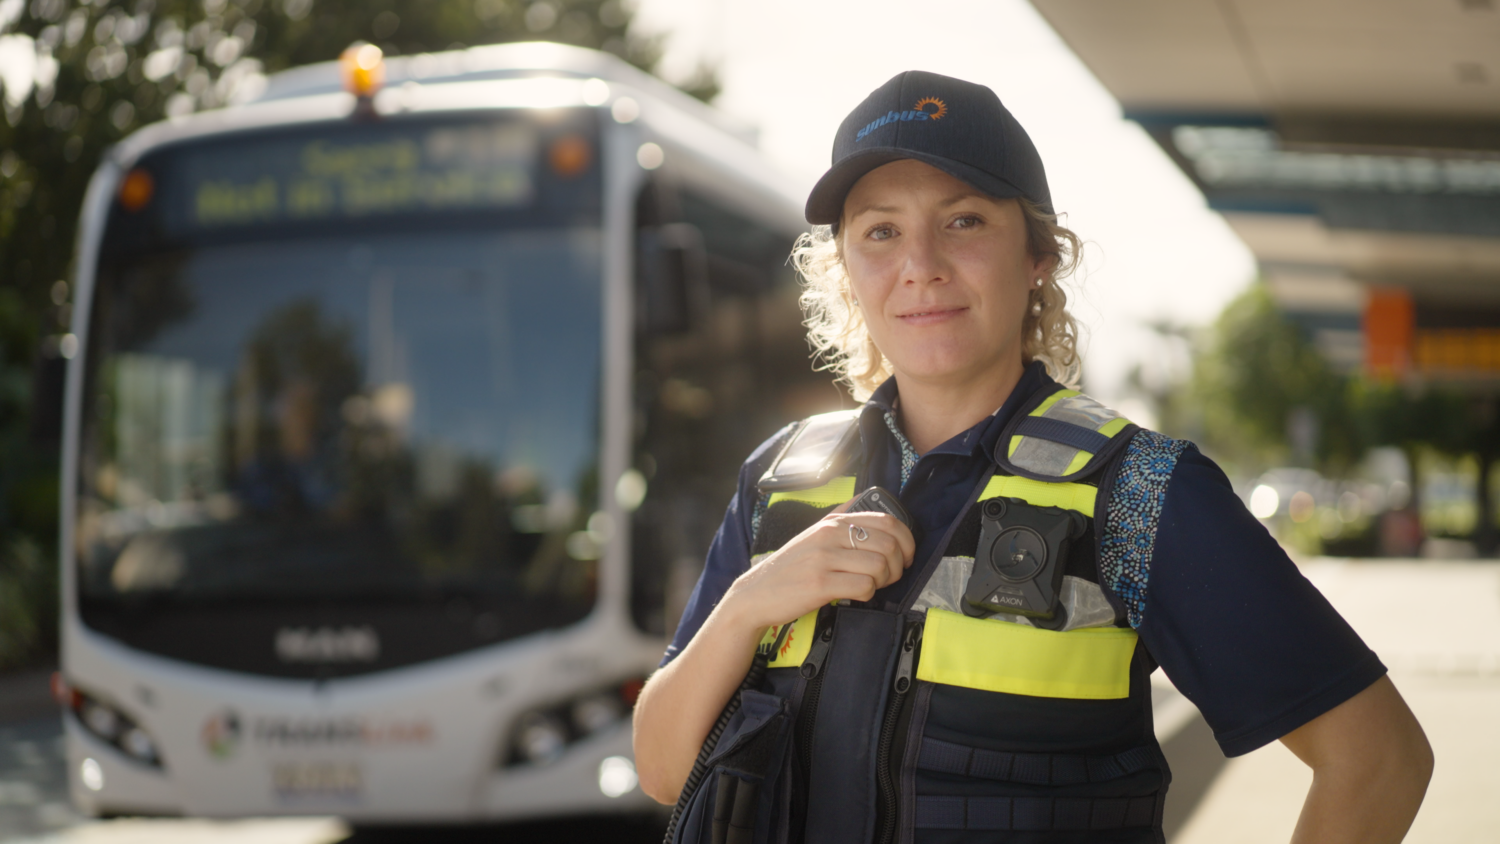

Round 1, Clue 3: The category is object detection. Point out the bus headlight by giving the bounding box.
[514,713,569,765]
[119,726,159,764]
[571,692,623,735]
[80,701,120,741]
[598,755,638,798]
[56,677,164,769]
[79,757,105,792]
[502,676,646,768]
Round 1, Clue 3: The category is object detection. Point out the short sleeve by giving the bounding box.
[1112,440,1387,757]
[659,424,795,667]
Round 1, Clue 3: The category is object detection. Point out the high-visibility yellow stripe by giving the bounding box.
[1098,416,1132,439]
[761,610,818,668]
[767,476,856,509]
[916,609,1136,699]
[979,475,1098,517]
[1061,448,1095,476]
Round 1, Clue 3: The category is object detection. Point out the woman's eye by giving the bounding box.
[867,225,896,241]
[951,214,983,229]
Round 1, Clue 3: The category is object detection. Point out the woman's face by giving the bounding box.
[842,159,1049,391]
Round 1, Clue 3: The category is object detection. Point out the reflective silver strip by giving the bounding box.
[1046,394,1120,430]
[911,557,1117,632]
[1009,437,1083,477]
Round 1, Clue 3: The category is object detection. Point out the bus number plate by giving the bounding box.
[271,761,362,799]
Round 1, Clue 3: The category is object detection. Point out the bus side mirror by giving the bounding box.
[638,223,708,335]
[30,348,66,444]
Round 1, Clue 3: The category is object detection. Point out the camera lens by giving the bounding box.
[990,527,1045,581]
[982,499,1006,519]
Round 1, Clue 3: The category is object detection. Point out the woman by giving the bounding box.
[634,71,1432,844]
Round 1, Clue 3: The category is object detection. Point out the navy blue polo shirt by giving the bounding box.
[662,362,1386,757]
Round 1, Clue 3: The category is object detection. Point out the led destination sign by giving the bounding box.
[154,117,581,235]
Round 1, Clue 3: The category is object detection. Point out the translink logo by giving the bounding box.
[856,97,949,142]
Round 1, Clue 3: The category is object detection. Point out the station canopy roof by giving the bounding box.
[1033,0,1500,378]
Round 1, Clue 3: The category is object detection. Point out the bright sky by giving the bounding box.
[632,0,1257,420]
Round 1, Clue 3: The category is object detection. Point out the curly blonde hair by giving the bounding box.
[790,197,1083,401]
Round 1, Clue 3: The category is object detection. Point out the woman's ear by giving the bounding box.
[1031,251,1059,281]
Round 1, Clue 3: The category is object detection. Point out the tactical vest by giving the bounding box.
[671,385,1178,844]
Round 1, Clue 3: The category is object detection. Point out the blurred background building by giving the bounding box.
[1030,0,1500,552]
[1031,0,1499,384]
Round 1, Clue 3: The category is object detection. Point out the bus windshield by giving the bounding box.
[75,116,605,677]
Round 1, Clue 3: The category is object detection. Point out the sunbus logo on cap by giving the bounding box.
[855,97,948,142]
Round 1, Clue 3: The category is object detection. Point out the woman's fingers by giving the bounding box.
[838,512,916,560]
[829,512,914,567]
[837,527,905,586]
[800,513,911,598]
[828,547,902,589]
[818,570,880,603]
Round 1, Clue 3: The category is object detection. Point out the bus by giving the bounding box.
[55,41,839,822]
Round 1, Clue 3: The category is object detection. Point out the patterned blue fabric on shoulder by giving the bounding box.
[1100,429,1191,629]
[882,409,918,491]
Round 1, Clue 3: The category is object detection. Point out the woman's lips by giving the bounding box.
[896,306,968,326]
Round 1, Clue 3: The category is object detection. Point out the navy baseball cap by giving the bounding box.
[805,70,1053,227]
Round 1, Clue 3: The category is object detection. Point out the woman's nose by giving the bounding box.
[898,229,947,286]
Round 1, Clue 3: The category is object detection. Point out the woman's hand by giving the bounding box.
[721,507,918,630]
[633,506,916,805]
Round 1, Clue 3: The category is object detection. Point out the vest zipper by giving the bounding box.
[875,620,923,844]
[795,607,836,807]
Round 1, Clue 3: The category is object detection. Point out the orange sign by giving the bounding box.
[1364,288,1413,378]
[1415,329,1500,374]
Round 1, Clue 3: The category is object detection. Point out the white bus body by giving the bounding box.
[58,42,822,822]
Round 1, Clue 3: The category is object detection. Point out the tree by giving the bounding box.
[0,0,712,668]
[1173,284,1361,475]
[1352,380,1500,551]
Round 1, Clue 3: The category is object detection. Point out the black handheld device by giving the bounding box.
[845,486,914,533]
[962,497,1087,621]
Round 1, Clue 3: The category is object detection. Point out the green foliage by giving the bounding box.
[1177,284,1359,474]
[1159,281,1500,548]
[1349,380,1475,457]
[0,536,55,669]
[1164,283,1490,476]
[0,0,705,669]
[0,285,57,669]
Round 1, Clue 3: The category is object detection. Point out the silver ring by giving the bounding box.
[848,524,869,549]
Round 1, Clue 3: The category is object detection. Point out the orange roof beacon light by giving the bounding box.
[118,169,154,212]
[340,42,386,112]
[549,135,592,178]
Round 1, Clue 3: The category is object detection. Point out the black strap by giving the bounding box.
[1014,416,1112,454]
[916,737,1156,786]
[897,467,997,614]
[914,794,1160,831]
